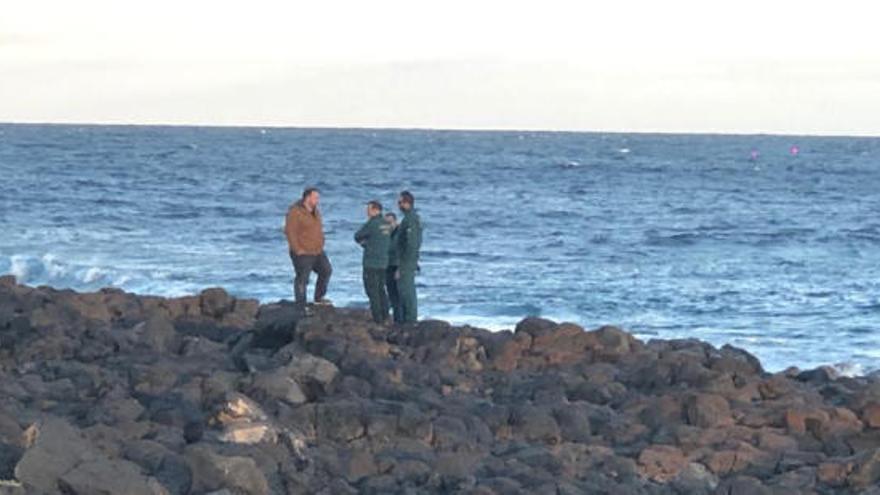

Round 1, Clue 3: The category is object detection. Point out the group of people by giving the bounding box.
[284,187,423,324]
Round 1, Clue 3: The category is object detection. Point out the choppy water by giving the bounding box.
[1,124,879,373]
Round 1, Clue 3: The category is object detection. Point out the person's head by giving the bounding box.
[384,211,397,227]
[398,190,415,212]
[366,200,382,218]
[302,187,320,210]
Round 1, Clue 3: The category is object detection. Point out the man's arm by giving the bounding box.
[396,218,408,257]
[354,221,370,245]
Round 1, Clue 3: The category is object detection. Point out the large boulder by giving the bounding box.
[248,369,308,406]
[184,445,269,495]
[14,418,168,494]
[131,312,181,354]
[685,393,733,428]
[317,401,365,443]
[123,440,192,495]
[637,445,687,482]
[510,405,561,444]
[671,462,719,494]
[199,288,234,319]
[848,448,880,491]
[282,352,340,399]
[58,458,168,495]
[14,418,100,492]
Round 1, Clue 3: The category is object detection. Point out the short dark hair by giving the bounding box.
[399,190,415,206]
[384,212,397,220]
[302,187,319,200]
[367,200,383,212]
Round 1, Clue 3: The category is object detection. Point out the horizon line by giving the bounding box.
[1,120,878,140]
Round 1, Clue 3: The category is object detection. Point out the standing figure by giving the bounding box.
[285,187,332,312]
[384,212,402,323]
[395,191,423,323]
[355,200,392,323]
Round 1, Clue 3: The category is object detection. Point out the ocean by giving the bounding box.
[1,124,878,373]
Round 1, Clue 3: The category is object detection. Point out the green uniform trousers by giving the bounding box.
[386,265,402,323]
[397,266,418,323]
[363,267,389,323]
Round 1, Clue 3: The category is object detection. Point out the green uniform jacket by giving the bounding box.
[387,226,400,267]
[396,208,422,269]
[355,216,392,269]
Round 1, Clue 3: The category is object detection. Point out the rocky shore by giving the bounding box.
[1,276,879,494]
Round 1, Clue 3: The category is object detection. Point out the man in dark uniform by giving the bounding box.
[395,191,422,323]
[355,200,392,323]
[384,212,403,323]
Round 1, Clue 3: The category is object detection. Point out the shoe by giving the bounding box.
[313,298,333,306]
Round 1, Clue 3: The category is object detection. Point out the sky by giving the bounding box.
[2,0,880,135]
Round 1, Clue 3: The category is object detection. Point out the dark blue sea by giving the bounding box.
[1,124,879,373]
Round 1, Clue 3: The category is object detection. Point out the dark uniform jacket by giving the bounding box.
[396,208,422,269]
[387,226,400,267]
[355,215,392,269]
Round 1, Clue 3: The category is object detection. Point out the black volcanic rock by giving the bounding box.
[2,279,880,493]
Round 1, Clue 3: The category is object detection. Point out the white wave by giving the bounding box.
[427,310,587,332]
[832,361,865,378]
[8,253,74,284]
[5,253,129,290]
[81,267,106,284]
[9,255,32,282]
[42,253,68,278]
[429,314,517,331]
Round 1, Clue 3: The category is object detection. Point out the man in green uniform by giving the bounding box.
[384,212,403,324]
[395,191,422,323]
[355,200,392,323]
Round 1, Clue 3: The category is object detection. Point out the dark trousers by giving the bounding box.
[363,268,389,323]
[397,265,418,323]
[290,251,332,306]
[385,265,402,323]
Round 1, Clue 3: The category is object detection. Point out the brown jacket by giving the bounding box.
[285,200,325,255]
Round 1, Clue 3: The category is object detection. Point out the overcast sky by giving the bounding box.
[2,0,879,135]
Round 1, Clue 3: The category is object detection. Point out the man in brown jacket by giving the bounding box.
[285,187,332,309]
